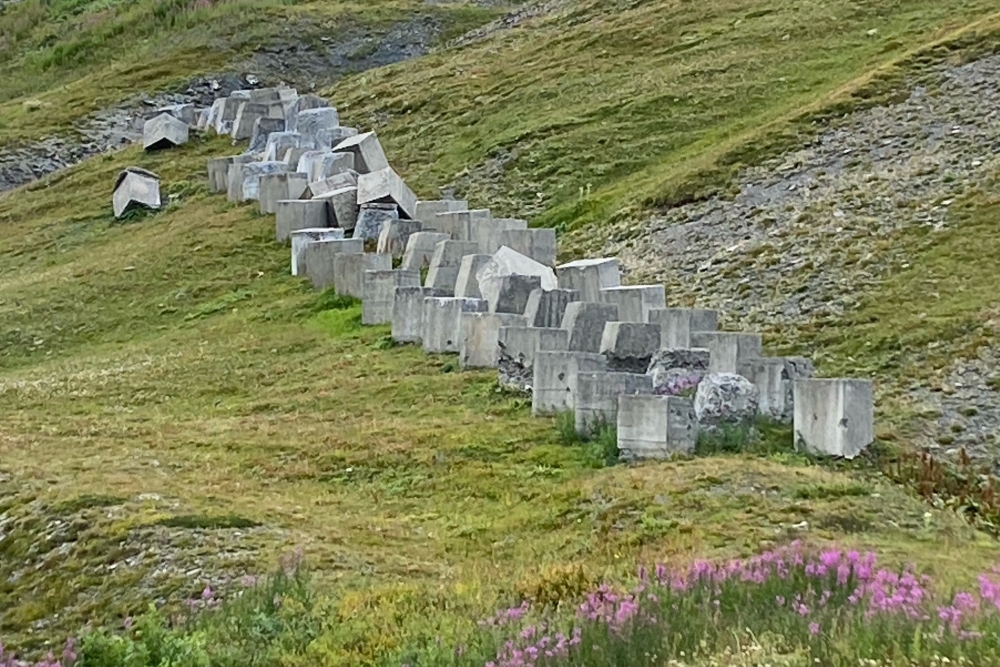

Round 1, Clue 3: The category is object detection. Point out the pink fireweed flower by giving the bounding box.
[809,622,820,635]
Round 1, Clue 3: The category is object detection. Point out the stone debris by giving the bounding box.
[143,113,189,151]
[113,167,161,219]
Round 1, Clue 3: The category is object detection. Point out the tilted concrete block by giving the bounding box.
[401,232,451,271]
[480,219,528,256]
[454,254,492,299]
[228,161,288,202]
[617,395,698,461]
[599,285,667,323]
[498,228,557,267]
[433,209,491,241]
[112,167,161,219]
[377,219,424,259]
[317,127,360,150]
[206,98,227,134]
[498,326,569,369]
[295,107,340,138]
[353,203,399,242]
[739,357,816,424]
[296,149,333,177]
[310,171,359,196]
[357,167,418,220]
[207,155,253,194]
[426,240,480,294]
[333,131,390,174]
[275,200,332,243]
[648,308,719,349]
[556,258,621,302]
[491,275,542,314]
[310,152,355,184]
[259,172,309,215]
[422,297,488,354]
[574,372,653,438]
[303,238,364,290]
[263,132,317,162]
[476,247,557,312]
[334,252,392,299]
[143,113,188,151]
[460,313,528,369]
[531,351,607,416]
[415,200,469,226]
[312,186,359,230]
[793,379,874,459]
[248,117,286,154]
[157,103,195,126]
[600,322,661,373]
[391,286,446,344]
[561,302,619,353]
[285,95,331,132]
[524,288,580,328]
[291,228,344,276]
[362,269,421,325]
[689,332,763,374]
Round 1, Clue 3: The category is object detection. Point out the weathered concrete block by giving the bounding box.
[296,149,332,178]
[317,127,360,150]
[303,238,364,289]
[401,232,452,271]
[207,155,253,194]
[304,152,354,184]
[358,167,418,220]
[157,103,195,126]
[460,313,528,369]
[295,107,340,138]
[531,351,607,416]
[195,107,210,132]
[333,131,390,174]
[206,98,227,133]
[112,167,161,219]
[228,161,288,202]
[524,288,581,328]
[231,102,269,140]
[498,228,557,267]
[334,252,392,299]
[498,326,569,369]
[283,147,311,169]
[275,200,331,243]
[377,219,424,259]
[248,88,283,103]
[599,285,667,323]
[575,372,653,437]
[259,172,309,215]
[248,117,286,154]
[617,395,698,461]
[433,209,491,240]
[415,200,469,226]
[310,171,359,196]
[391,286,446,344]
[362,269,421,325]
[143,113,188,151]
[561,302,619,353]
[454,254,492,299]
[689,332,763,374]
[739,357,816,423]
[353,203,399,241]
[426,240,480,294]
[422,297,489,354]
[648,348,711,395]
[648,308,719,349]
[556,258,621,302]
[312,186,359,230]
[263,132,316,162]
[290,228,344,276]
[477,247,557,312]
[480,219,528,256]
[285,95,330,132]
[491,275,542,314]
[600,322,661,373]
[793,379,874,459]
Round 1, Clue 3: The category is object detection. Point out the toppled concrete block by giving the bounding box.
[259,172,309,215]
[600,285,667,323]
[648,348,711,396]
[480,219,528,256]
[333,131,390,174]
[695,373,760,433]
[206,98,227,133]
[454,254,492,299]
[648,308,719,348]
[353,203,399,241]
[291,228,344,276]
[689,332,763,374]
[524,288,580,328]
[334,252,392,299]
[561,302,619,353]
[426,240,480,294]
[317,127,360,150]
[600,322,661,373]
[248,117,286,154]
[377,219,423,259]
[617,395,698,461]
[391,286,446,344]
[531,351,607,416]
[498,228,557,267]
[575,372,653,438]
[433,209,491,241]
[793,379,874,459]
[312,186,359,230]
[422,297,488,354]
[310,152,355,183]
[276,200,331,243]
[498,326,569,369]
[362,269,421,325]
[143,113,189,151]
[228,161,289,202]
[460,313,527,369]
[285,95,330,132]
[296,149,332,177]
[357,167,418,220]
[739,357,816,424]
[207,155,254,194]
[415,200,469,226]
[491,275,541,314]
[401,232,452,271]
[157,103,196,126]
[295,107,340,138]
[476,246,557,312]
[112,167,161,219]
[231,102,269,141]
[310,170,358,196]
[556,258,621,302]
[304,239,364,289]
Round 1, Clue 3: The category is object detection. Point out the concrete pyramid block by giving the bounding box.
[143,113,189,151]
[332,131,390,174]
[113,167,161,219]
[476,246,557,312]
[357,167,418,220]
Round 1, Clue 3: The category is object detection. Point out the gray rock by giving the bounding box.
[352,203,398,242]
[694,373,760,432]
[647,348,711,395]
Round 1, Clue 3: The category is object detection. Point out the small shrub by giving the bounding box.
[154,513,261,530]
[310,290,358,313]
[555,412,619,468]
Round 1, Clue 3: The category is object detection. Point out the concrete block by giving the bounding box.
[332,131,390,174]
[259,172,309,215]
[283,147,311,169]
[454,254,492,299]
[290,228,344,276]
[228,161,288,202]
[422,297,489,354]
[303,238,364,289]
[689,332,763,374]
[207,155,253,194]
[334,252,392,299]
[295,107,340,138]
[498,228,557,267]
[248,87,282,103]
[195,107,210,132]
[481,219,528,256]
[498,326,569,369]
[460,313,528,369]
[358,167,418,220]
[206,98,226,133]
[353,203,399,241]
[739,357,816,423]
[600,322,661,373]
[391,287,446,344]
[310,171,358,196]
[575,372,653,437]
[248,117,286,154]
[617,395,698,461]
[143,113,188,151]
[377,219,424,259]
[263,132,316,162]
[561,302,619,353]
[531,351,607,416]
[275,200,331,243]
[362,269,421,325]
[524,288,581,328]
[477,247,558,312]
[401,232,451,271]
[793,379,874,459]
[112,167,161,219]
[415,200,469,226]
[433,209,491,240]
[312,186,359,230]
[426,241,480,294]
[285,95,330,132]
[231,102,268,141]
[648,308,719,348]
[303,152,354,184]
[599,285,667,323]
[491,275,541,314]
[317,127,360,149]
[156,103,195,126]
[296,149,332,177]
[556,258,621,302]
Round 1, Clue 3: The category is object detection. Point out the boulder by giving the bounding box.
[694,373,759,432]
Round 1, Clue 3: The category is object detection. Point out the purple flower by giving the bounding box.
[809,622,820,636]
